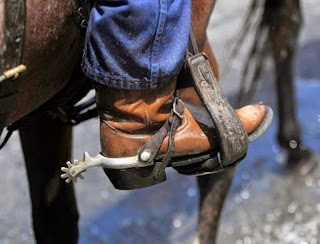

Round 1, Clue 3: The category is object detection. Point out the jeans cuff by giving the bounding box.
[82,60,185,90]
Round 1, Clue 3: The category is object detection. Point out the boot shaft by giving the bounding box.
[96,82,175,133]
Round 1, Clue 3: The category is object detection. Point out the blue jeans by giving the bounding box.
[82,0,191,90]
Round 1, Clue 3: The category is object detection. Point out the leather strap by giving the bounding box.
[138,97,185,179]
[187,28,248,167]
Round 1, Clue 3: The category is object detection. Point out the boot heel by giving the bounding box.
[103,166,166,190]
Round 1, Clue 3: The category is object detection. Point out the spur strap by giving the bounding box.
[187,29,248,167]
[138,97,185,179]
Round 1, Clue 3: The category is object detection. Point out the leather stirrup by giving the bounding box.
[186,28,248,168]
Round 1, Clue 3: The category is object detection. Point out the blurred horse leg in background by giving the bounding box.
[266,0,318,174]
[234,0,318,174]
[19,111,79,244]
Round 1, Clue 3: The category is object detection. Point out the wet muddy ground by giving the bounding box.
[1,0,320,243]
[75,79,320,244]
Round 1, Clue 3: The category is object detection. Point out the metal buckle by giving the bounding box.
[172,97,184,120]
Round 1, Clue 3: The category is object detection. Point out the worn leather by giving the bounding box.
[187,51,248,166]
[97,82,175,134]
[177,87,265,135]
[96,83,266,159]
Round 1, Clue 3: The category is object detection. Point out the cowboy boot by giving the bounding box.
[175,86,270,175]
[96,80,271,189]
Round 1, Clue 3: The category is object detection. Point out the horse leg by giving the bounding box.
[194,41,234,243]
[268,0,317,174]
[19,112,79,243]
[195,170,235,243]
[191,0,237,243]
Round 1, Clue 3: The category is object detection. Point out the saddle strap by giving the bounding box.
[187,29,248,167]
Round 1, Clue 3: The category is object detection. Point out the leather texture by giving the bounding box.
[177,88,266,135]
[188,52,248,167]
[1,0,83,128]
[96,82,266,159]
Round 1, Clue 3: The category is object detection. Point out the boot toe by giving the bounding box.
[235,104,267,135]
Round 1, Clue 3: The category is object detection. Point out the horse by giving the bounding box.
[0,0,316,243]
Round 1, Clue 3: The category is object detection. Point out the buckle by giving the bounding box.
[172,97,184,120]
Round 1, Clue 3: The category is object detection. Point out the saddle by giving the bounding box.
[0,0,87,130]
[0,0,26,129]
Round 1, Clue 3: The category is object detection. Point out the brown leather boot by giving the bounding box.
[177,87,266,137]
[175,87,271,175]
[96,81,271,189]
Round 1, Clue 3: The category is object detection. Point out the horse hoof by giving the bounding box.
[287,149,318,176]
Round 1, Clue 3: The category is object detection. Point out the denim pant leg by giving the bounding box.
[82,0,191,90]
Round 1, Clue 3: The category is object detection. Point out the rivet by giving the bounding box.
[140,150,151,162]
